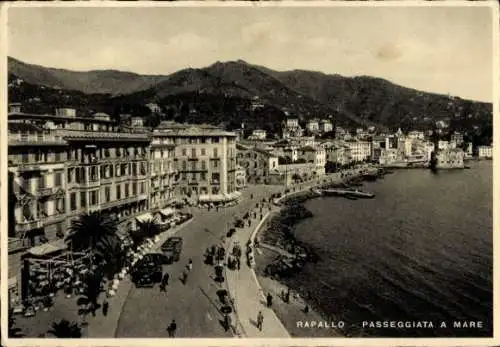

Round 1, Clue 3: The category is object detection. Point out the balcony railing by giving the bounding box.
[9,133,66,145]
[54,129,151,141]
[37,187,57,197]
[15,220,43,232]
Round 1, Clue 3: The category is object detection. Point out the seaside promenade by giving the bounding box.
[224,168,367,337]
[12,167,369,338]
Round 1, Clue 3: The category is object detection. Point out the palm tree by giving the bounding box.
[48,319,82,338]
[65,212,118,254]
[137,217,161,239]
[95,234,126,280]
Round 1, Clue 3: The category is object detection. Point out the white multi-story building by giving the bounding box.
[249,129,267,140]
[478,145,493,159]
[306,119,320,133]
[450,132,464,146]
[345,140,372,162]
[319,119,333,133]
[407,131,425,140]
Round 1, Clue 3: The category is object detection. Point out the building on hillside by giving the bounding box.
[450,132,464,146]
[323,142,351,167]
[407,130,425,140]
[306,119,320,134]
[319,119,333,133]
[93,112,112,122]
[145,103,162,114]
[478,145,493,159]
[287,136,316,148]
[155,122,240,203]
[55,108,76,118]
[235,165,246,189]
[282,116,303,139]
[249,129,267,140]
[236,144,279,184]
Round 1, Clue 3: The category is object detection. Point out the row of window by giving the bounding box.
[67,162,148,183]
[19,171,64,191]
[69,182,147,210]
[179,172,220,182]
[180,159,218,171]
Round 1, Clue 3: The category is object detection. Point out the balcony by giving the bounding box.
[211,180,220,185]
[17,163,43,172]
[15,220,43,232]
[54,129,151,142]
[36,187,57,197]
[9,133,66,146]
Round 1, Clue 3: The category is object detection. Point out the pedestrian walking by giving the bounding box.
[285,288,290,303]
[250,193,254,199]
[102,300,109,316]
[236,257,241,270]
[187,259,193,271]
[257,311,264,331]
[163,272,170,286]
[167,319,177,337]
[224,313,232,332]
[266,293,273,308]
[182,270,188,284]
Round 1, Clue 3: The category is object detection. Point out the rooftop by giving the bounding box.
[155,121,236,137]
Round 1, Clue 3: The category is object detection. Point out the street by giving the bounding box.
[114,184,282,337]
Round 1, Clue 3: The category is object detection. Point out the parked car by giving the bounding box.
[161,237,183,263]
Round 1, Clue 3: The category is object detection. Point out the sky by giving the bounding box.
[7,5,495,102]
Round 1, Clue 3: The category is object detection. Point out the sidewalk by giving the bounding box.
[84,218,193,337]
[225,205,290,338]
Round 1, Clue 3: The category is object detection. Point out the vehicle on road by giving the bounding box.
[132,253,164,287]
[161,237,183,263]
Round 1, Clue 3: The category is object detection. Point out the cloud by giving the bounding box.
[165,33,214,52]
[376,43,403,61]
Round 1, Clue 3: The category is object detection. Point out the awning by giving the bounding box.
[198,194,225,202]
[136,212,154,224]
[159,208,175,217]
[28,239,67,257]
[226,191,242,200]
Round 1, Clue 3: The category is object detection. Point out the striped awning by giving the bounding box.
[159,208,176,217]
[28,239,67,257]
[136,212,154,223]
[198,194,225,202]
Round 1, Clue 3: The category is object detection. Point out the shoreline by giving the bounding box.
[253,168,375,337]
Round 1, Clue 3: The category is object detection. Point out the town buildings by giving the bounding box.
[282,116,304,138]
[154,121,240,203]
[319,119,333,133]
[435,148,465,169]
[478,145,493,159]
[249,129,267,140]
[236,144,279,184]
[306,119,320,134]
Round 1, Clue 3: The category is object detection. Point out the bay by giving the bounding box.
[289,161,493,337]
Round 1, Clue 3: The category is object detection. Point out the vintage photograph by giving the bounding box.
[4,3,495,341]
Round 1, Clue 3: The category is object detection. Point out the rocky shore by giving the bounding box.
[254,168,379,337]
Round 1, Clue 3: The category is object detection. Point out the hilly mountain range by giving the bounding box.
[8,56,493,140]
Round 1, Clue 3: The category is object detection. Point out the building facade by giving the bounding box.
[236,144,279,184]
[155,122,239,202]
